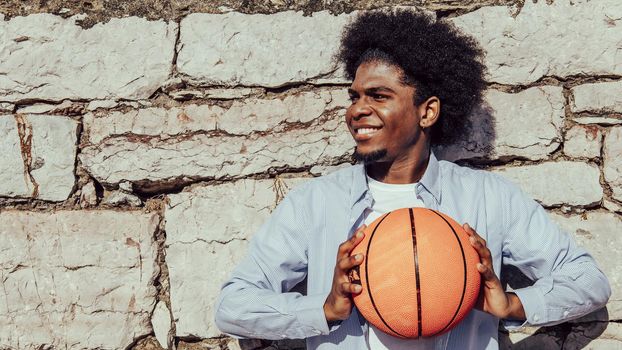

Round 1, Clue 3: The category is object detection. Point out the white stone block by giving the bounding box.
[452,0,622,84]
[492,162,603,207]
[218,90,349,135]
[564,125,602,159]
[177,11,350,87]
[103,190,143,207]
[165,178,308,338]
[0,114,78,201]
[0,14,176,102]
[550,211,622,320]
[152,301,172,349]
[573,116,622,126]
[17,101,73,114]
[0,210,159,349]
[79,181,98,208]
[84,104,221,144]
[0,115,30,198]
[572,81,622,114]
[80,91,353,187]
[435,86,564,162]
[604,127,622,202]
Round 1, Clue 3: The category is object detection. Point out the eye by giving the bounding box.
[372,93,388,101]
[348,94,359,103]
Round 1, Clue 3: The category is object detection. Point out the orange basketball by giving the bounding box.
[350,208,481,338]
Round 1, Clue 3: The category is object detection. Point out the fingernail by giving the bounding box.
[355,254,362,261]
[354,285,362,292]
[356,231,363,238]
[469,236,476,244]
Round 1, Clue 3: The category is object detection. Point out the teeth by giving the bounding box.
[357,128,379,135]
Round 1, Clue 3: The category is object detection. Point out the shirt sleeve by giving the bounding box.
[499,178,611,328]
[214,189,331,340]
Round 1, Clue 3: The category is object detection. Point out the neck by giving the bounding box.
[366,147,430,184]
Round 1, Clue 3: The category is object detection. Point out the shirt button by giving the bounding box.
[533,315,540,322]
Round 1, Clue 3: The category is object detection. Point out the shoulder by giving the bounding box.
[290,164,360,196]
[438,159,517,193]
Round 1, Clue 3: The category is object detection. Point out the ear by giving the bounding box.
[418,96,441,129]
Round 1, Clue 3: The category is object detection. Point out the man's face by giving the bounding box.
[346,61,423,163]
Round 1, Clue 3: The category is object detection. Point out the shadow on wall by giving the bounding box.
[433,101,497,165]
[499,265,610,350]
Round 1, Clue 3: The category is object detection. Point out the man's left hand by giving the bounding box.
[463,223,526,320]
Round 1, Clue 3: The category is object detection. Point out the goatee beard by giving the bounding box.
[353,148,387,163]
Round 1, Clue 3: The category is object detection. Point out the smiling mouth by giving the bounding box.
[356,127,381,135]
[352,126,382,141]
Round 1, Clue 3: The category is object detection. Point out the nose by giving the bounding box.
[348,98,372,121]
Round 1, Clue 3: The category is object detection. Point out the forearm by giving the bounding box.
[504,292,526,320]
[215,281,330,339]
[512,261,611,326]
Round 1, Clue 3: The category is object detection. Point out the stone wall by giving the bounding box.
[0,0,621,349]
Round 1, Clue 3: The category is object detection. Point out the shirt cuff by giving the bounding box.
[513,285,548,326]
[293,292,331,336]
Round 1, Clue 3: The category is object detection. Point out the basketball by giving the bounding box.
[349,207,481,338]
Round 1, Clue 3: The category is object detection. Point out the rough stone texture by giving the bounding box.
[151,301,172,349]
[0,102,13,112]
[0,115,28,198]
[177,11,350,87]
[435,86,565,162]
[573,116,622,126]
[0,210,159,349]
[564,125,602,159]
[0,14,176,102]
[87,100,119,111]
[79,181,99,208]
[165,178,307,338]
[550,211,622,321]
[84,105,220,144]
[452,0,622,84]
[17,101,73,114]
[0,0,516,27]
[80,91,352,188]
[492,162,602,207]
[603,198,622,214]
[604,127,622,202]
[571,81,622,114]
[0,114,78,201]
[103,190,143,207]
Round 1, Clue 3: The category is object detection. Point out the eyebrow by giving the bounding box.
[348,86,396,95]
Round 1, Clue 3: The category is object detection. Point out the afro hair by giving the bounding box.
[337,9,487,145]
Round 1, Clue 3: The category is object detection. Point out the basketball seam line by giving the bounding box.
[364,212,407,338]
[429,210,468,337]
[409,208,423,339]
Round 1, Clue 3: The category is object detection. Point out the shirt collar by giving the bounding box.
[349,151,442,207]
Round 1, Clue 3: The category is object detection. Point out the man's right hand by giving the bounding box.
[323,225,366,323]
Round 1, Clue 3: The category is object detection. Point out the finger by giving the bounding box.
[470,236,493,267]
[340,281,363,295]
[337,225,366,259]
[338,253,364,272]
[477,263,501,287]
[463,223,486,245]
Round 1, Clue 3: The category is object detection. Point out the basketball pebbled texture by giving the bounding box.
[350,208,481,338]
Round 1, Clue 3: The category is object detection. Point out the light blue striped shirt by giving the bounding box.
[215,152,610,349]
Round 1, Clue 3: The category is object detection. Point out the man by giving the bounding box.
[215,9,611,350]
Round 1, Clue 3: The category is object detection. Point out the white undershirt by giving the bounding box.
[363,176,447,350]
